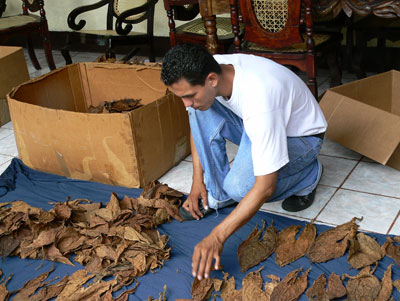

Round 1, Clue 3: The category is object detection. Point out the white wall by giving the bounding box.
[4,0,189,37]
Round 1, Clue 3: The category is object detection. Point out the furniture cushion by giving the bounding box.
[0,15,40,31]
[179,17,242,39]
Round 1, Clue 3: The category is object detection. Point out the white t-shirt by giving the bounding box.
[214,54,327,176]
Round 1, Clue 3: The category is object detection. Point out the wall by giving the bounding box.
[4,0,192,37]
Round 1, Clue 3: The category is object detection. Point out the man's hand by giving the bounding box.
[192,233,223,280]
[182,181,209,220]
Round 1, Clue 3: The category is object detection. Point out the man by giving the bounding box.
[161,43,326,281]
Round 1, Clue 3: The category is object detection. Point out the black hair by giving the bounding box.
[161,43,221,86]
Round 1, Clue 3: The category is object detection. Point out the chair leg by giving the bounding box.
[26,35,41,70]
[353,30,367,79]
[306,56,318,100]
[61,32,73,65]
[41,26,56,70]
[326,45,342,88]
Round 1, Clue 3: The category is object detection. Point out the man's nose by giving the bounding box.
[182,98,192,108]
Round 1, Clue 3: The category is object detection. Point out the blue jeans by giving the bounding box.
[188,100,323,209]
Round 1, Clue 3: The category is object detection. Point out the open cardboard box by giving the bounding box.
[0,46,30,126]
[319,70,400,170]
[7,63,190,188]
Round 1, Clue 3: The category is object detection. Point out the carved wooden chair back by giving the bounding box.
[230,0,342,99]
[163,0,239,54]
[62,0,158,63]
[0,0,56,70]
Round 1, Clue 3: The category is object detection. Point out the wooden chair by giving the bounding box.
[163,0,241,54]
[0,0,56,70]
[229,0,342,99]
[61,0,158,64]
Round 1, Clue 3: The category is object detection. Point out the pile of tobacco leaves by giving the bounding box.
[88,98,142,114]
[0,182,183,300]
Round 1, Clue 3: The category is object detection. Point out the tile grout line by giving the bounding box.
[386,210,400,235]
[314,158,363,222]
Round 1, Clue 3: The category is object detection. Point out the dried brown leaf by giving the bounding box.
[326,272,346,299]
[114,280,139,301]
[147,284,167,301]
[13,266,54,301]
[53,204,71,221]
[241,267,268,301]
[238,221,277,272]
[0,273,12,301]
[343,266,381,301]
[270,268,310,301]
[382,237,400,266]
[275,222,316,267]
[44,244,74,266]
[348,232,383,269]
[0,235,20,259]
[307,217,359,263]
[191,277,214,301]
[57,270,95,300]
[220,272,242,301]
[376,263,393,301]
[30,275,69,301]
[264,274,280,297]
[306,273,328,301]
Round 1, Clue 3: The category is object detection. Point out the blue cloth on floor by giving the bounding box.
[1,158,399,300]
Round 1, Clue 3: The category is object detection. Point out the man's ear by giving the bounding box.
[206,72,219,88]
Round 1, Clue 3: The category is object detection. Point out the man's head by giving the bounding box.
[161,44,222,111]
[161,43,221,87]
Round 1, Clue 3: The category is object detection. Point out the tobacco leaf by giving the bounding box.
[307,217,359,263]
[264,274,280,297]
[191,278,215,301]
[220,272,242,301]
[326,272,346,299]
[348,232,383,269]
[13,266,54,301]
[29,275,69,301]
[394,279,400,292]
[306,273,328,301]
[382,237,400,266]
[343,265,381,301]
[44,244,74,266]
[113,280,139,301]
[237,220,277,272]
[270,268,310,301]
[275,222,316,267]
[56,270,95,300]
[0,235,20,259]
[0,272,12,301]
[52,204,71,221]
[241,267,268,301]
[376,263,393,301]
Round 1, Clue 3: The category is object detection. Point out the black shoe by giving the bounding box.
[281,188,317,212]
[282,164,323,212]
[179,201,215,221]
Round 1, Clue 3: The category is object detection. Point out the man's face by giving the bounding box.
[169,76,216,111]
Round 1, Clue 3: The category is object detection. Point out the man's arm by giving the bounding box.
[181,131,209,220]
[191,172,277,280]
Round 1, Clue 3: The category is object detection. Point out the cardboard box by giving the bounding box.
[0,46,29,126]
[320,70,400,170]
[7,63,191,188]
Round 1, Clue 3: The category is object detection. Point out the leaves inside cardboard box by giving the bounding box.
[88,98,142,113]
[0,182,183,298]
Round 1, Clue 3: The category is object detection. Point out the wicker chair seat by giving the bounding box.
[114,0,147,21]
[178,17,241,40]
[0,14,40,31]
[246,33,330,53]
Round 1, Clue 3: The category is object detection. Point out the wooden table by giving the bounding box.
[199,0,400,53]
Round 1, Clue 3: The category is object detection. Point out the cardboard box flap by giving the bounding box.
[79,63,166,108]
[329,71,393,113]
[9,65,87,113]
[321,90,400,165]
[393,71,400,116]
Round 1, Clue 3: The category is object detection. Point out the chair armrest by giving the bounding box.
[115,0,158,35]
[67,0,109,31]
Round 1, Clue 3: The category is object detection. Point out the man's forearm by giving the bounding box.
[190,131,203,182]
[211,173,277,243]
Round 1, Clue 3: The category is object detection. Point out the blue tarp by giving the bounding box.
[1,158,399,300]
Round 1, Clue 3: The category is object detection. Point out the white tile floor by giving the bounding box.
[1,48,399,236]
